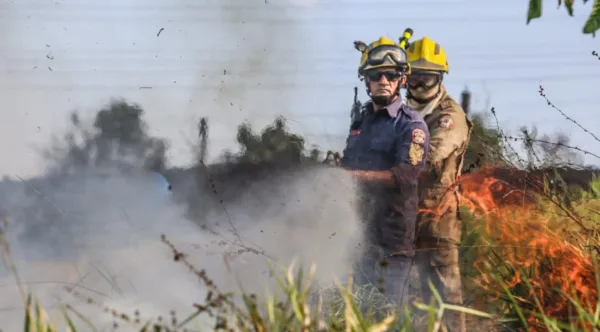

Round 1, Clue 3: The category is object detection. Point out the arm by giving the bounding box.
[427,103,470,172]
[385,121,430,255]
[420,102,471,225]
[347,169,395,183]
[349,121,430,185]
[390,121,430,189]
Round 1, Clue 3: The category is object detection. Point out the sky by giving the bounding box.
[1,0,600,178]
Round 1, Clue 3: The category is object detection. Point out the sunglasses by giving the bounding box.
[366,71,402,82]
[406,72,442,89]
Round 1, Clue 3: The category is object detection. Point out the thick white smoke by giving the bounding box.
[0,162,363,330]
[1,0,361,329]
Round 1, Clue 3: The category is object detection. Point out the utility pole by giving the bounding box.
[460,86,471,114]
[198,117,208,165]
[193,117,210,222]
[459,86,479,173]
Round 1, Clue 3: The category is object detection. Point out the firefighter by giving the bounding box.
[341,36,430,307]
[405,37,473,332]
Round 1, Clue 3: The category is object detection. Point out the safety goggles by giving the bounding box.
[406,71,442,89]
[362,45,410,72]
[365,70,402,82]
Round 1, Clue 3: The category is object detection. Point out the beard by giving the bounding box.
[371,92,396,106]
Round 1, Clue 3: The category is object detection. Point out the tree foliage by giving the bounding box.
[463,112,506,172]
[527,0,600,36]
[44,98,169,173]
[233,116,309,165]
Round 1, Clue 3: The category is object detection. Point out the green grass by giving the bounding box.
[15,265,492,331]
[4,176,600,331]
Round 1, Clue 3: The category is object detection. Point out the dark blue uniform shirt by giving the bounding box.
[341,99,430,255]
[342,100,429,171]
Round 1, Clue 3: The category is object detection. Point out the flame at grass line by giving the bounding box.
[423,166,598,329]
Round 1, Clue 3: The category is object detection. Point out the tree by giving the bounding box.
[234,117,307,165]
[17,99,170,256]
[458,89,507,172]
[44,98,169,173]
[197,117,209,165]
[462,112,506,172]
[308,145,322,161]
[527,0,600,36]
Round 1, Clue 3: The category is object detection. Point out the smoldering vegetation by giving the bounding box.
[0,1,364,329]
[0,98,364,331]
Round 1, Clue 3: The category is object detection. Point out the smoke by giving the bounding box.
[187,0,307,162]
[0,156,362,331]
[0,1,363,330]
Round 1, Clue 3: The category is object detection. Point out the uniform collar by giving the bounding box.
[384,96,404,118]
[368,97,404,118]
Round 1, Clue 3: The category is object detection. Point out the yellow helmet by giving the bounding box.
[406,37,449,73]
[354,36,410,77]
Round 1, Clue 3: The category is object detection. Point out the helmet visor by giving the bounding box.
[407,71,442,89]
[363,45,409,71]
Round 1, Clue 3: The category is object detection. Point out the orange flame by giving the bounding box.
[425,166,597,330]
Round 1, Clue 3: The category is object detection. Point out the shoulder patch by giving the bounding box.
[438,114,454,129]
[409,143,425,165]
[411,128,426,144]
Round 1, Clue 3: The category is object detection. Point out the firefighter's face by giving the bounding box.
[407,71,442,100]
[366,68,404,100]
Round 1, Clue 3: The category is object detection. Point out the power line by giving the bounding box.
[4,53,594,70]
[295,98,600,118]
[3,61,595,73]
[3,1,469,11]
[4,55,588,63]
[5,49,591,60]
[0,13,531,24]
[2,73,599,90]
[3,64,599,77]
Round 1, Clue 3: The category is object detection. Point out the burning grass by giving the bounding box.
[458,166,600,331]
[3,165,600,331]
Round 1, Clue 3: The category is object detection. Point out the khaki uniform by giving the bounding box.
[412,88,472,332]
